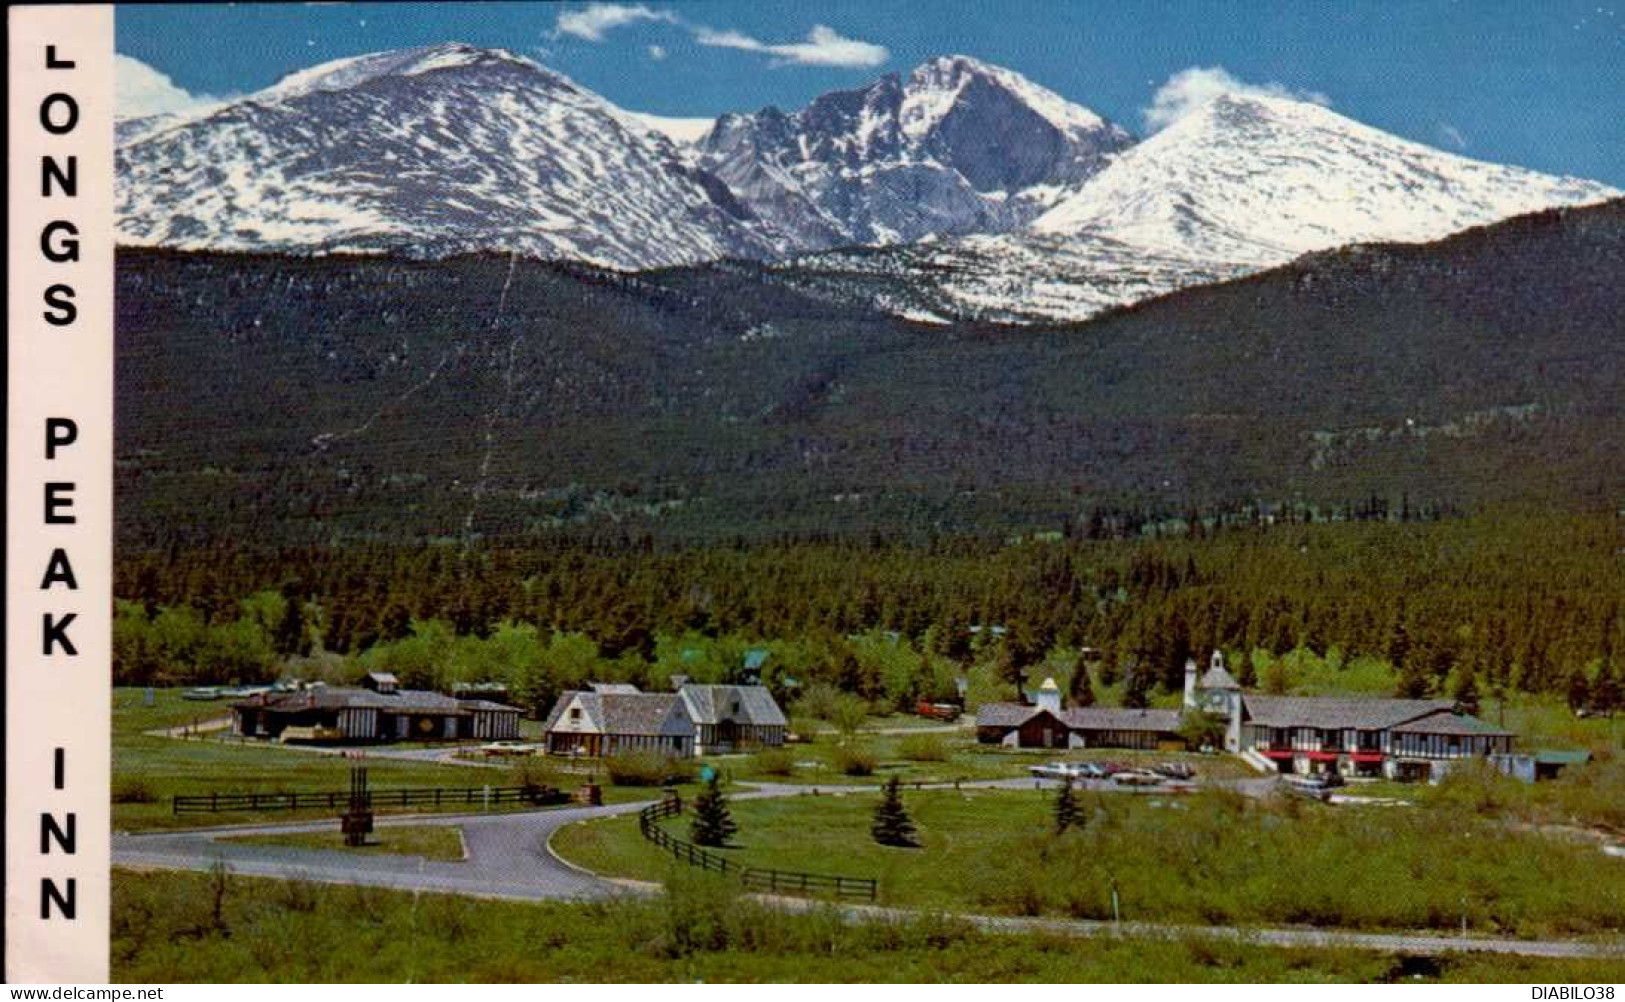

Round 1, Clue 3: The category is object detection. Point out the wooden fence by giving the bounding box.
[173,784,567,815]
[637,796,877,901]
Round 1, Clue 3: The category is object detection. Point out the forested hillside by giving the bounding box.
[115,200,1625,546]
[113,514,1625,711]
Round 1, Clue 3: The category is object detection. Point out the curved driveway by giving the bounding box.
[114,799,648,901]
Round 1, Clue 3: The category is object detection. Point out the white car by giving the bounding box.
[1112,770,1165,787]
[1028,762,1094,782]
[481,740,533,757]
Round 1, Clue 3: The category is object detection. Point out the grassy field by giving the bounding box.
[114,689,708,829]
[552,787,1625,938]
[110,867,1624,983]
[219,824,467,861]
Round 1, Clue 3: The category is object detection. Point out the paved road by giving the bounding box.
[114,800,648,901]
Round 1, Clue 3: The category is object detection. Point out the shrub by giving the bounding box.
[510,757,565,792]
[112,777,158,804]
[832,743,878,777]
[793,682,843,723]
[752,747,796,777]
[829,695,871,736]
[604,750,695,787]
[896,734,948,762]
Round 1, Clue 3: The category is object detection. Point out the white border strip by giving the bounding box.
[6,3,115,982]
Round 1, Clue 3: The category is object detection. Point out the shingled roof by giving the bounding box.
[543,690,692,737]
[975,702,1041,728]
[1242,695,1455,730]
[234,686,494,715]
[1391,710,1513,736]
[678,684,786,727]
[1063,707,1183,733]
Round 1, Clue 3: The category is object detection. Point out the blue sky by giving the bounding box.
[117,1,1624,184]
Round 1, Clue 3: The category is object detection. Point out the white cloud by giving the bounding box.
[1438,122,1468,150]
[1142,66,1330,132]
[553,3,674,42]
[693,23,887,68]
[548,5,887,70]
[115,54,229,119]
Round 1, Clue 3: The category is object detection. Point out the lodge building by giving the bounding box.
[976,653,1517,782]
[231,672,522,743]
[976,679,1186,750]
[1184,651,1515,781]
[540,680,787,758]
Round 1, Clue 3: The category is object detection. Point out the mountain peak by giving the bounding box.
[257,42,555,104]
[900,54,1116,139]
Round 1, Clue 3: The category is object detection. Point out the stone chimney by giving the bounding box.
[1183,658,1199,709]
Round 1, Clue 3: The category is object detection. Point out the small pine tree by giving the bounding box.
[688,775,737,848]
[871,776,918,847]
[1053,778,1083,835]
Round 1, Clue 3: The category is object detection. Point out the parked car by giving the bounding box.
[1112,770,1165,787]
[1280,773,1337,801]
[915,700,962,721]
[1152,762,1196,780]
[481,740,533,757]
[1029,762,1095,782]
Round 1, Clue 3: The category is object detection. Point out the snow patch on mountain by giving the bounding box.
[698,54,1133,250]
[116,43,781,270]
[783,93,1619,322]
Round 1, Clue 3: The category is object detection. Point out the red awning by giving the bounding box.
[1262,750,1294,759]
[1351,752,1383,763]
[1306,751,1339,761]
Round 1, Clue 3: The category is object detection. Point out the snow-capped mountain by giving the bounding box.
[115,43,780,270]
[697,55,1133,249]
[782,93,1619,322]
[117,45,1619,321]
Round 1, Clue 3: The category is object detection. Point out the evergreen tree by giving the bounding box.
[1121,662,1151,709]
[1053,777,1083,835]
[1069,663,1096,707]
[1589,661,1622,716]
[1566,668,1591,715]
[273,590,308,658]
[1450,667,1482,716]
[688,775,738,848]
[870,776,918,847]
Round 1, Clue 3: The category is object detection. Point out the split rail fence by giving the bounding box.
[637,795,877,901]
[173,784,567,814]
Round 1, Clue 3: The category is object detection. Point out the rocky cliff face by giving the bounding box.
[698,55,1134,249]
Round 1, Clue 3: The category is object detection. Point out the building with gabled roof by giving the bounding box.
[1185,651,1516,780]
[232,681,520,743]
[976,678,1185,750]
[678,683,787,753]
[541,689,695,758]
